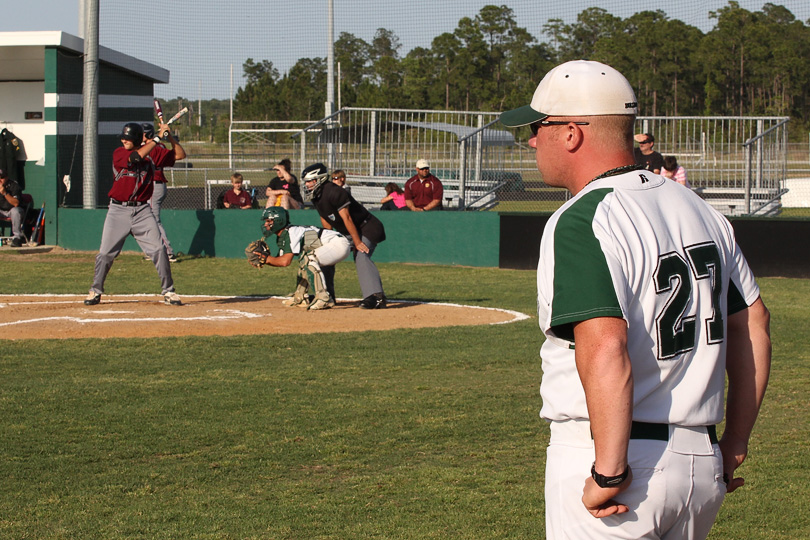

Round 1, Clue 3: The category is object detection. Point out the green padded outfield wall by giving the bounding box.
[57,209,501,267]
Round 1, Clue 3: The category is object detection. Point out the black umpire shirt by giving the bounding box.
[313,182,385,244]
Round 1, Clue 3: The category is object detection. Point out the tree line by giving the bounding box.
[171,2,810,143]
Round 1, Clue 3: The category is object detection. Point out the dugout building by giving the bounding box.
[0,31,168,245]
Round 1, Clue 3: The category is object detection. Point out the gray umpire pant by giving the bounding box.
[91,202,174,295]
[149,182,174,257]
[352,232,383,299]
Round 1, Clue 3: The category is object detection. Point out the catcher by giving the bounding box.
[246,207,351,310]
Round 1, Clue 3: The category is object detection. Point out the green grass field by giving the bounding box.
[1,251,808,539]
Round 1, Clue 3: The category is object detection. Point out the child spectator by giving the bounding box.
[380,182,406,210]
[662,156,691,188]
[223,172,253,209]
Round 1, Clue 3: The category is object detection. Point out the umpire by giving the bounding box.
[85,121,186,306]
[302,163,387,309]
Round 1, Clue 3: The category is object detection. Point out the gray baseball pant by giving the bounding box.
[0,206,24,239]
[91,203,174,295]
[149,181,174,257]
[353,233,383,298]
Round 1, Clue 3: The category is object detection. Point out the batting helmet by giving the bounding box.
[119,122,144,143]
[141,123,155,139]
[261,206,289,237]
[301,163,330,199]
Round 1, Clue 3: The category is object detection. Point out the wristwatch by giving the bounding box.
[591,463,630,488]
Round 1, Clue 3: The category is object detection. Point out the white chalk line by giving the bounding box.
[0,309,265,328]
[0,294,530,327]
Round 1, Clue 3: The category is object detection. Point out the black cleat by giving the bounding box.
[360,293,387,309]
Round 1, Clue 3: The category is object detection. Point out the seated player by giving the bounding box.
[252,207,350,310]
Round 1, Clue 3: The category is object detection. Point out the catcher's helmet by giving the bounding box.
[141,123,155,139]
[301,163,330,199]
[119,122,144,143]
[261,206,289,237]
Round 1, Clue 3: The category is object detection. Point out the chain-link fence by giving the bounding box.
[163,112,793,215]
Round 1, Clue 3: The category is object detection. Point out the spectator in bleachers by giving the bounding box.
[404,159,443,211]
[662,155,691,188]
[380,182,406,210]
[266,158,303,209]
[331,169,352,195]
[633,133,664,174]
[222,172,253,209]
[0,168,26,247]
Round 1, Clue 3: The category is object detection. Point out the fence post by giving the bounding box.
[369,111,377,176]
[458,139,467,211]
[744,142,752,215]
[299,132,307,174]
[756,119,764,190]
[475,114,484,185]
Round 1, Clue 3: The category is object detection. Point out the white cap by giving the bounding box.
[500,60,638,127]
[416,159,430,169]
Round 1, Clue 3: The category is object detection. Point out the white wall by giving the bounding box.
[0,81,45,162]
[783,178,810,208]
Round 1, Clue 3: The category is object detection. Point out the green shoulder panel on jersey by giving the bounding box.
[276,228,292,254]
[551,188,623,339]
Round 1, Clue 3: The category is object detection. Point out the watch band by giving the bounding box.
[591,463,630,488]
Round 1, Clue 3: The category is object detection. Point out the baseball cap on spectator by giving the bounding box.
[500,60,638,127]
[416,159,430,169]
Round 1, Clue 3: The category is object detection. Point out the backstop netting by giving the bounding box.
[87,1,810,213]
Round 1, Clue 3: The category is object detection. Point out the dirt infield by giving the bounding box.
[0,294,529,340]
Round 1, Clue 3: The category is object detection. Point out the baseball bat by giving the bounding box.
[166,107,189,126]
[36,207,45,245]
[29,202,44,246]
[154,99,170,138]
[154,99,165,124]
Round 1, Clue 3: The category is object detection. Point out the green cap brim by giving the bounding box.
[499,105,548,128]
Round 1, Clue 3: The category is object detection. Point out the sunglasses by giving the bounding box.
[418,167,430,171]
[530,120,590,137]
[638,140,652,145]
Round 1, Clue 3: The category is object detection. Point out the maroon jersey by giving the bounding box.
[109,145,175,203]
[223,188,253,208]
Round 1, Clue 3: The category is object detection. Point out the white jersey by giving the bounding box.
[537,170,759,426]
[284,225,346,256]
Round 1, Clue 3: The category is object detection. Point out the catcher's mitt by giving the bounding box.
[245,239,271,268]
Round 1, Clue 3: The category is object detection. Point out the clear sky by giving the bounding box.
[2,1,808,99]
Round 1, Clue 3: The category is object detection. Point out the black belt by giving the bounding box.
[631,421,718,444]
[111,199,147,207]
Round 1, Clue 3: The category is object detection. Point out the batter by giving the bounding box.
[85,121,186,306]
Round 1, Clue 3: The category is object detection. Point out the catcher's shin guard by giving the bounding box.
[283,275,310,307]
[301,252,331,310]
